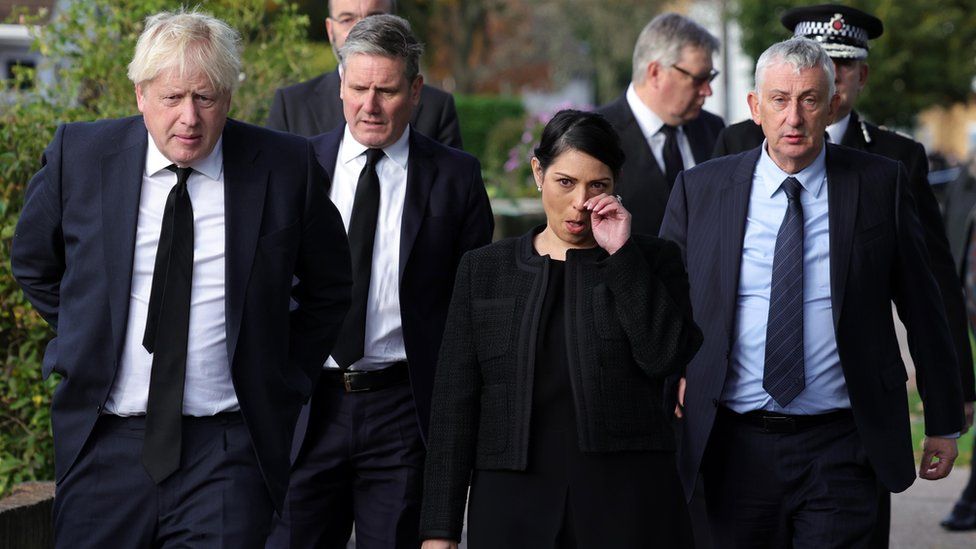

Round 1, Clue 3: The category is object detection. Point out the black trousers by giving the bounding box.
[702,409,884,549]
[267,379,425,549]
[54,413,272,549]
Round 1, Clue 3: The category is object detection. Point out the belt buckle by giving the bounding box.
[342,372,369,393]
[761,414,795,433]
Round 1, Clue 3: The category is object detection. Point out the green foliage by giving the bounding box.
[0,0,322,497]
[733,0,976,128]
[455,94,525,167]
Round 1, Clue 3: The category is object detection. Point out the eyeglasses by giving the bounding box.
[671,65,720,86]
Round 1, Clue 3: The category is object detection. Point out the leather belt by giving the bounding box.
[718,406,852,433]
[325,361,409,393]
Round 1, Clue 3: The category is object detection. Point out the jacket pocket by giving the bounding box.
[476,384,510,454]
[472,298,517,361]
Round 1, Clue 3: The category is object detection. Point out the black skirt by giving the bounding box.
[467,258,693,549]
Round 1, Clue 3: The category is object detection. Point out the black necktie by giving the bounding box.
[141,164,194,484]
[331,148,384,369]
[763,176,805,407]
[660,124,684,188]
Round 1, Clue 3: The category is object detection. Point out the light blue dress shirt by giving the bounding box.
[722,143,852,414]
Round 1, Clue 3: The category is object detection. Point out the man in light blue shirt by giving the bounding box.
[661,37,965,547]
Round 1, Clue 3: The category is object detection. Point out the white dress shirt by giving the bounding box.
[626,83,697,172]
[105,134,238,416]
[324,125,410,371]
[827,112,851,144]
[723,143,851,414]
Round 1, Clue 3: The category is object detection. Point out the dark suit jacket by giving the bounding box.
[10,116,352,512]
[712,113,975,401]
[419,229,702,540]
[661,145,966,498]
[308,126,493,439]
[596,95,724,237]
[267,70,463,149]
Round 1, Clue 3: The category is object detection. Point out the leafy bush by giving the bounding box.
[0,0,327,497]
[455,95,524,165]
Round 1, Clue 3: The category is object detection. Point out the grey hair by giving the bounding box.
[128,9,242,94]
[632,13,719,85]
[338,14,423,82]
[754,37,836,98]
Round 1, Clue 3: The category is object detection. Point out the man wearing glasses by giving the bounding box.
[266,0,462,149]
[597,12,725,237]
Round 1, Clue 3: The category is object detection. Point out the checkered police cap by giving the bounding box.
[781,4,884,60]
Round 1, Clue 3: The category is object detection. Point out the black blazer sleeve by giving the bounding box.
[419,252,480,542]
[603,237,702,379]
[288,141,352,384]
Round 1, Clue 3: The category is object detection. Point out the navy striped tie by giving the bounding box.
[763,176,805,407]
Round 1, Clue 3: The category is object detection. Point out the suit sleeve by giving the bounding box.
[419,252,479,542]
[902,142,975,402]
[435,93,463,150]
[657,172,692,410]
[265,87,290,132]
[892,162,966,436]
[288,141,352,384]
[457,158,493,252]
[11,124,67,330]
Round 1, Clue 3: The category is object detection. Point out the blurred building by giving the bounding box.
[918,100,976,164]
[0,1,53,83]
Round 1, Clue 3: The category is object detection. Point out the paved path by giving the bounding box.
[891,469,976,548]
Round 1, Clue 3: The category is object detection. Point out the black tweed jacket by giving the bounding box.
[419,228,703,540]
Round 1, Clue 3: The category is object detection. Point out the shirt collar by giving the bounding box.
[757,140,827,199]
[625,83,676,142]
[826,112,851,145]
[339,124,411,170]
[144,131,224,181]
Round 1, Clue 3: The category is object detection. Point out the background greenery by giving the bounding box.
[734,0,976,129]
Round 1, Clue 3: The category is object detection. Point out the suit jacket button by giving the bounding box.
[711,398,719,407]
[95,404,102,414]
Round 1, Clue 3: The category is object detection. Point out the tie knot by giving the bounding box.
[782,177,802,200]
[660,124,679,138]
[166,164,193,187]
[365,148,384,166]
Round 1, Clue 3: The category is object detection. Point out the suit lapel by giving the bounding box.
[399,131,436,278]
[826,145,858,328]
[101,119,148,361]
[312,70,343,136]
[222,120,270,366]
[719,149,758,347]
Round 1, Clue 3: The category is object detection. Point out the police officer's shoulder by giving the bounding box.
[861,118,923,154]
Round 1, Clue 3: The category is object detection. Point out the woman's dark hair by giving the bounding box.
[533,109,626,179]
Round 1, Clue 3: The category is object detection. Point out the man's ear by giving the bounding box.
[747,91,761,125]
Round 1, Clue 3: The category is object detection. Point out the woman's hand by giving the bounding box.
[586,193,631,254]
[422,539,458,549]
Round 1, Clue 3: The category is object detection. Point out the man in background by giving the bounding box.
[597,12,725,236]
[266,0,463,149]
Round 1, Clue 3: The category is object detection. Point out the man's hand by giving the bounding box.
[674,377,687,418]
[919,436,958,480]
[422,540,458,549]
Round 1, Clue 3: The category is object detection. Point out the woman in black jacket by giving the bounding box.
[420,110,703,548]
